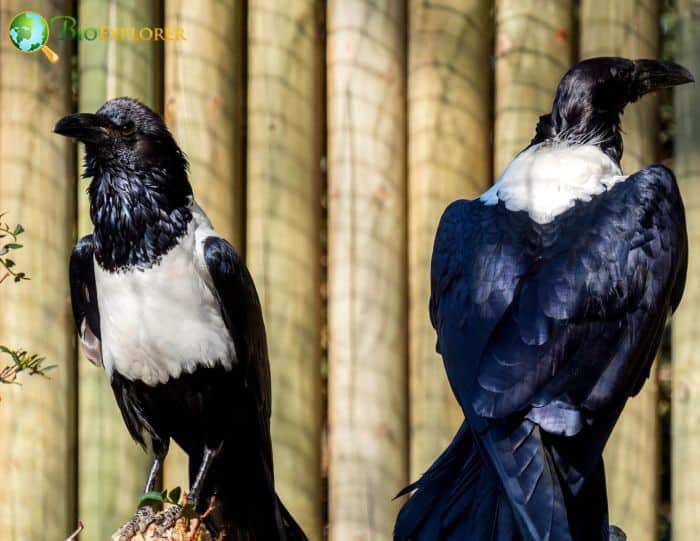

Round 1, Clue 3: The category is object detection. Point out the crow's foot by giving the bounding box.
[153,504,185,537]
[116,506,157,541]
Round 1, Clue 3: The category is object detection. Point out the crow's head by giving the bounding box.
[54,98,193,270]
[54,97,191,204]
[535,57,693,162]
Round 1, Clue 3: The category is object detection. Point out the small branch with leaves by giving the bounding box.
[0,346,55,388]
[0,213,28,284]
[0,214,53,400]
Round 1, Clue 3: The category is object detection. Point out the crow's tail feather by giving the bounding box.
[197,441,308,541]
[277,494,308,541]
[394,421,519,541]
[395,417,614,541]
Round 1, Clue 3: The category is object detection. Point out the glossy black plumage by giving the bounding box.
[395,58,691,541]
[62,98,306,540]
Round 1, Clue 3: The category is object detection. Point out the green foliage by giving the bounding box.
[138,486,198,518]
[0,213,28,283]
[0,346,56,386]
[0,213,52,393]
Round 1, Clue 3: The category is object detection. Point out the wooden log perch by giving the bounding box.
[110,514,213,541]
[108,498,223,541]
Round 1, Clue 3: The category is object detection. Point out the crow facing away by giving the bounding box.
[55,98,307,541]
[394,58,693,541]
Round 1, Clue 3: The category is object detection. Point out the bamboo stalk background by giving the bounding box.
[0,2,75,539]
[246,1,323,539]
[76,2,162,538]
[672,1,700,538]
[407,0,491,479]
[493,0,573,175]
[580,3,660,540]
[326,0,408,539]
[162,0,246,491]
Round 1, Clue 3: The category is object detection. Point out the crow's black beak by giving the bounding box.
[53,113,111,144]
[634,59,695,95]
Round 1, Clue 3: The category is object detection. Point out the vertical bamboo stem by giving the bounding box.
[407,0,491,479]
[494,0,573,175]
[327,1,408,539]
[580,4,660,540]
[672,1,700,538]
[0,2,75,539]
[247,1,323,539]
[163,0,245,490]
[76,3,162,539]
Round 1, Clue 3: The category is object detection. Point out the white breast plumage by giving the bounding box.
[94,203,237,386]
[480,143,628,223]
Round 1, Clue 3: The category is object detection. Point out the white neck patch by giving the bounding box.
[480,144,627,224]
[94,201,237,386]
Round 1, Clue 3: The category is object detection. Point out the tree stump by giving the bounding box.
[111,511,213,541]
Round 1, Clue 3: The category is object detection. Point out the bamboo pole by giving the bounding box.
[407,0,491,479]
[163,0,245,491]
[672,1,700,538]
[0,2,75,539]
[76,3,162,539]
[494,0,573,174]
[327,1,407,539]
[580,3,660,540]
[247,2,323,539]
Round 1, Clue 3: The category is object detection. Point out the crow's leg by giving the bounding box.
[188,441,223,506]
[117,437,169,541]
[154,442,223,535]
[144,436,169,493]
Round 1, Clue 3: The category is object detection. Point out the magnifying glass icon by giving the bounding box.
[8,11,60,64]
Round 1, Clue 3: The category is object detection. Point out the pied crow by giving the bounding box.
[55,97,307,540]
[394,58,693,541]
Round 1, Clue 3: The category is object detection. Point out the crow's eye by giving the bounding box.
[120,122,136,136]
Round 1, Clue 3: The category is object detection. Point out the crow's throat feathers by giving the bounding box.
[86,158,193,272]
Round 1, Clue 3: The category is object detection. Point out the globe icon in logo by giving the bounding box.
[8,11,59,63]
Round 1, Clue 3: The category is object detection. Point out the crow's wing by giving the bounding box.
[203,237,273,460]
[432,164,687,429]
[69,235,102,366]
[431,165,686,541]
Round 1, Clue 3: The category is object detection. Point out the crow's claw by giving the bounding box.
[117,506,157,541]
[154,504,185,536]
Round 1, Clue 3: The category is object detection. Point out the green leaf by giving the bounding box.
[182,502,198,520]
[4,259,14,269]
[168,486,182,504]
[3,349,20,365]
[4,243,22,250]
[138,491,166,507]
[12,224,24,236]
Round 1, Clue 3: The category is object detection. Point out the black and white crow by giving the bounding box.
[55,97,306,541]
[394,58,693,541]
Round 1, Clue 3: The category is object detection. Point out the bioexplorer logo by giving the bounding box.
[8,11,186,63]
[8,11,59,63]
